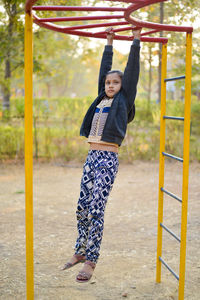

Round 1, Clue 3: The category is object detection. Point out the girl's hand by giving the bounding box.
[132,27,142,40]
[106,27,115,45]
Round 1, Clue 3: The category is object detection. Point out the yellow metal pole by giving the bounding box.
[178,32,192,300]
[24,12,34,300]
[156,42,167,283]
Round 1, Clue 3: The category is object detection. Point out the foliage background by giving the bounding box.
[0,96,200,162]
[0,0,200,161]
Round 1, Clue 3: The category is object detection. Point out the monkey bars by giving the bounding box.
[24,1,193,300]
[25,0,193,44]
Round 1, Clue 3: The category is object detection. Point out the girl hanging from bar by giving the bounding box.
[62,27,142,283]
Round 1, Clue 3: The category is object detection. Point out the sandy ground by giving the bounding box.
[0,161,200,300]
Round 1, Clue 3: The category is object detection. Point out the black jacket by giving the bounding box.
[80,39,140,146]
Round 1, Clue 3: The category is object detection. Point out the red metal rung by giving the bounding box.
[32,6,127,12]
[26,0,193,43]
[38,15,124,23]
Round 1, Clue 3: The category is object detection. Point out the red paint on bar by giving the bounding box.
[42,22,130,32]
[38,15,124,22]
[34,18,168,43]
[25,0,193,43]
[32,6,126,12]
[124,0,193,32]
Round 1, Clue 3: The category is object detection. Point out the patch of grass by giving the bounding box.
[14,190,25,194]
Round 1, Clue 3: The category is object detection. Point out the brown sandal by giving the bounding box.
[62,254,86,270]
[76,260,96,283]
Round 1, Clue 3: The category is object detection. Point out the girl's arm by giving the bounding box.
[98,28,114,94]
[122,28,141,111]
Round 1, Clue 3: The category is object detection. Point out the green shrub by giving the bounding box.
[0,97,200,162]
[0,126,24,159]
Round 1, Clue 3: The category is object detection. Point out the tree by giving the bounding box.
[0,0,84,113]
[0,0,24,113]
[1,0,199,109]
[139,4,161,103]
[138,0,200,103]
[158,2,164,103]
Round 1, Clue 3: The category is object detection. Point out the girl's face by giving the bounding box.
[105,73,122,98]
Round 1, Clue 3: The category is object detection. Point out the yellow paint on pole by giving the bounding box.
[24,12,34,300]
[178,32,192,300]
[156,43,167,283]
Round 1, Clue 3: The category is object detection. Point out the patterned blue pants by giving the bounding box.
[75,150,119,263]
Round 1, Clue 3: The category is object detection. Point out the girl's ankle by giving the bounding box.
[84,260,96,269]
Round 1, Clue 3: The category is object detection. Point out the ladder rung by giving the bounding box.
[159,257,179,280]
[162,152,183,162]
[164,75,185,82]
[163,116,184,121]
[160,223,181,242]
[161,187,182,203]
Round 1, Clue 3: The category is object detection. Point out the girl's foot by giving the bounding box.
[76,260,96,283]
[62,254,86,270]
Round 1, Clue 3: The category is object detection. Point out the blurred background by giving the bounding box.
[0,0,200,162]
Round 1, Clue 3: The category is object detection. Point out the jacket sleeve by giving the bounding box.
[122,39,140,111]
[98,45,113,95]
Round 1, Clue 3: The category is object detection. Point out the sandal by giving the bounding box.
[76,260,96,283]
[62,254,86,270]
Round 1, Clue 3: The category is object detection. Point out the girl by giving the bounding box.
[62,27,141,283]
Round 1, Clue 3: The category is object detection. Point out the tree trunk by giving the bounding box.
[2,3,16,113]
[148,46,152,106]
[158,2,164,103]
[3,57,11,111]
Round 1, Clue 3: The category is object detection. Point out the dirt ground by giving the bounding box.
[0,161,199,300]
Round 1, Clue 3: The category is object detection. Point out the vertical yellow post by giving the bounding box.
[156,42,167,283]
[24,12,34,300]
[178,32,192,300]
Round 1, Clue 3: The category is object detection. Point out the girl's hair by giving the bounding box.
[106,70,124,80]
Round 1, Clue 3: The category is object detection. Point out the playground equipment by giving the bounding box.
[24,0,193,299]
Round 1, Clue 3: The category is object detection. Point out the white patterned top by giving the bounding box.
[88,97,117,146]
